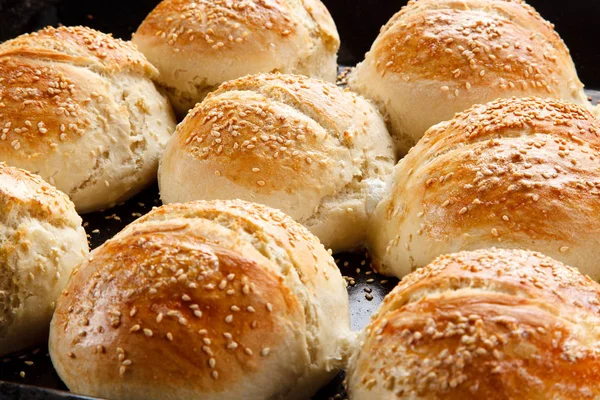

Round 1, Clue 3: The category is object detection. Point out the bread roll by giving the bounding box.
[348,0,589,154]
[132,0,340,116]
[0,26,176,213]
[49,199,351,400]
[0,163,88,356]
[159,73,396,253]
[347,248,600,399]
[369,97,600,280]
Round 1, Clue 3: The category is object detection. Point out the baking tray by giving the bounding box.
[1,0,599,399]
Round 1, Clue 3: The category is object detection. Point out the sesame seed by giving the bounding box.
[261,347,270,356]
[227,341,238,350]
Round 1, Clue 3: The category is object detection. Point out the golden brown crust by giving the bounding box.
[0,26,156,76]
[410,98,600,243]
[134,0,299,53]
[348,0,588,155]
[174,73,364,194]
[369,97,600,279]
[159,73,395,252]
[373,0,576,94]
[51,221,303,393]
[381,248,600,318]
[348,248,600,399]
[0,56,103,156]
[50,200,350,400]
[131,200,341,291]
[0,25,156,155]
[0,26,176,213]
[134,0,337,56]
[178,92,323,192]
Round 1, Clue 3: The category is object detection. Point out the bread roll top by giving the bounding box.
[0,26,176,213]
[349,0,589,154]
[159,73,396,252]
[369,97,600,279]
[50,200,350,400]
[348,248,600,400]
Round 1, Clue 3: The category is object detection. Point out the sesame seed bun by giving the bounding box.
[368,96,600,280]
[49,199,351,400]
[0,26,176,213]
[0,163,88,357]
[347,248,600,399]
[157,73,396,253]
[131,0,340,116]
[348,0,590,155]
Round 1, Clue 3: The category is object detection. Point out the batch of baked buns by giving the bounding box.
[2,0,600,398]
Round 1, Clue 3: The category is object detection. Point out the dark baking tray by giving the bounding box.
[0,0,599,399]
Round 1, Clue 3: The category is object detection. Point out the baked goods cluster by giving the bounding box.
[1,0,600,399]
